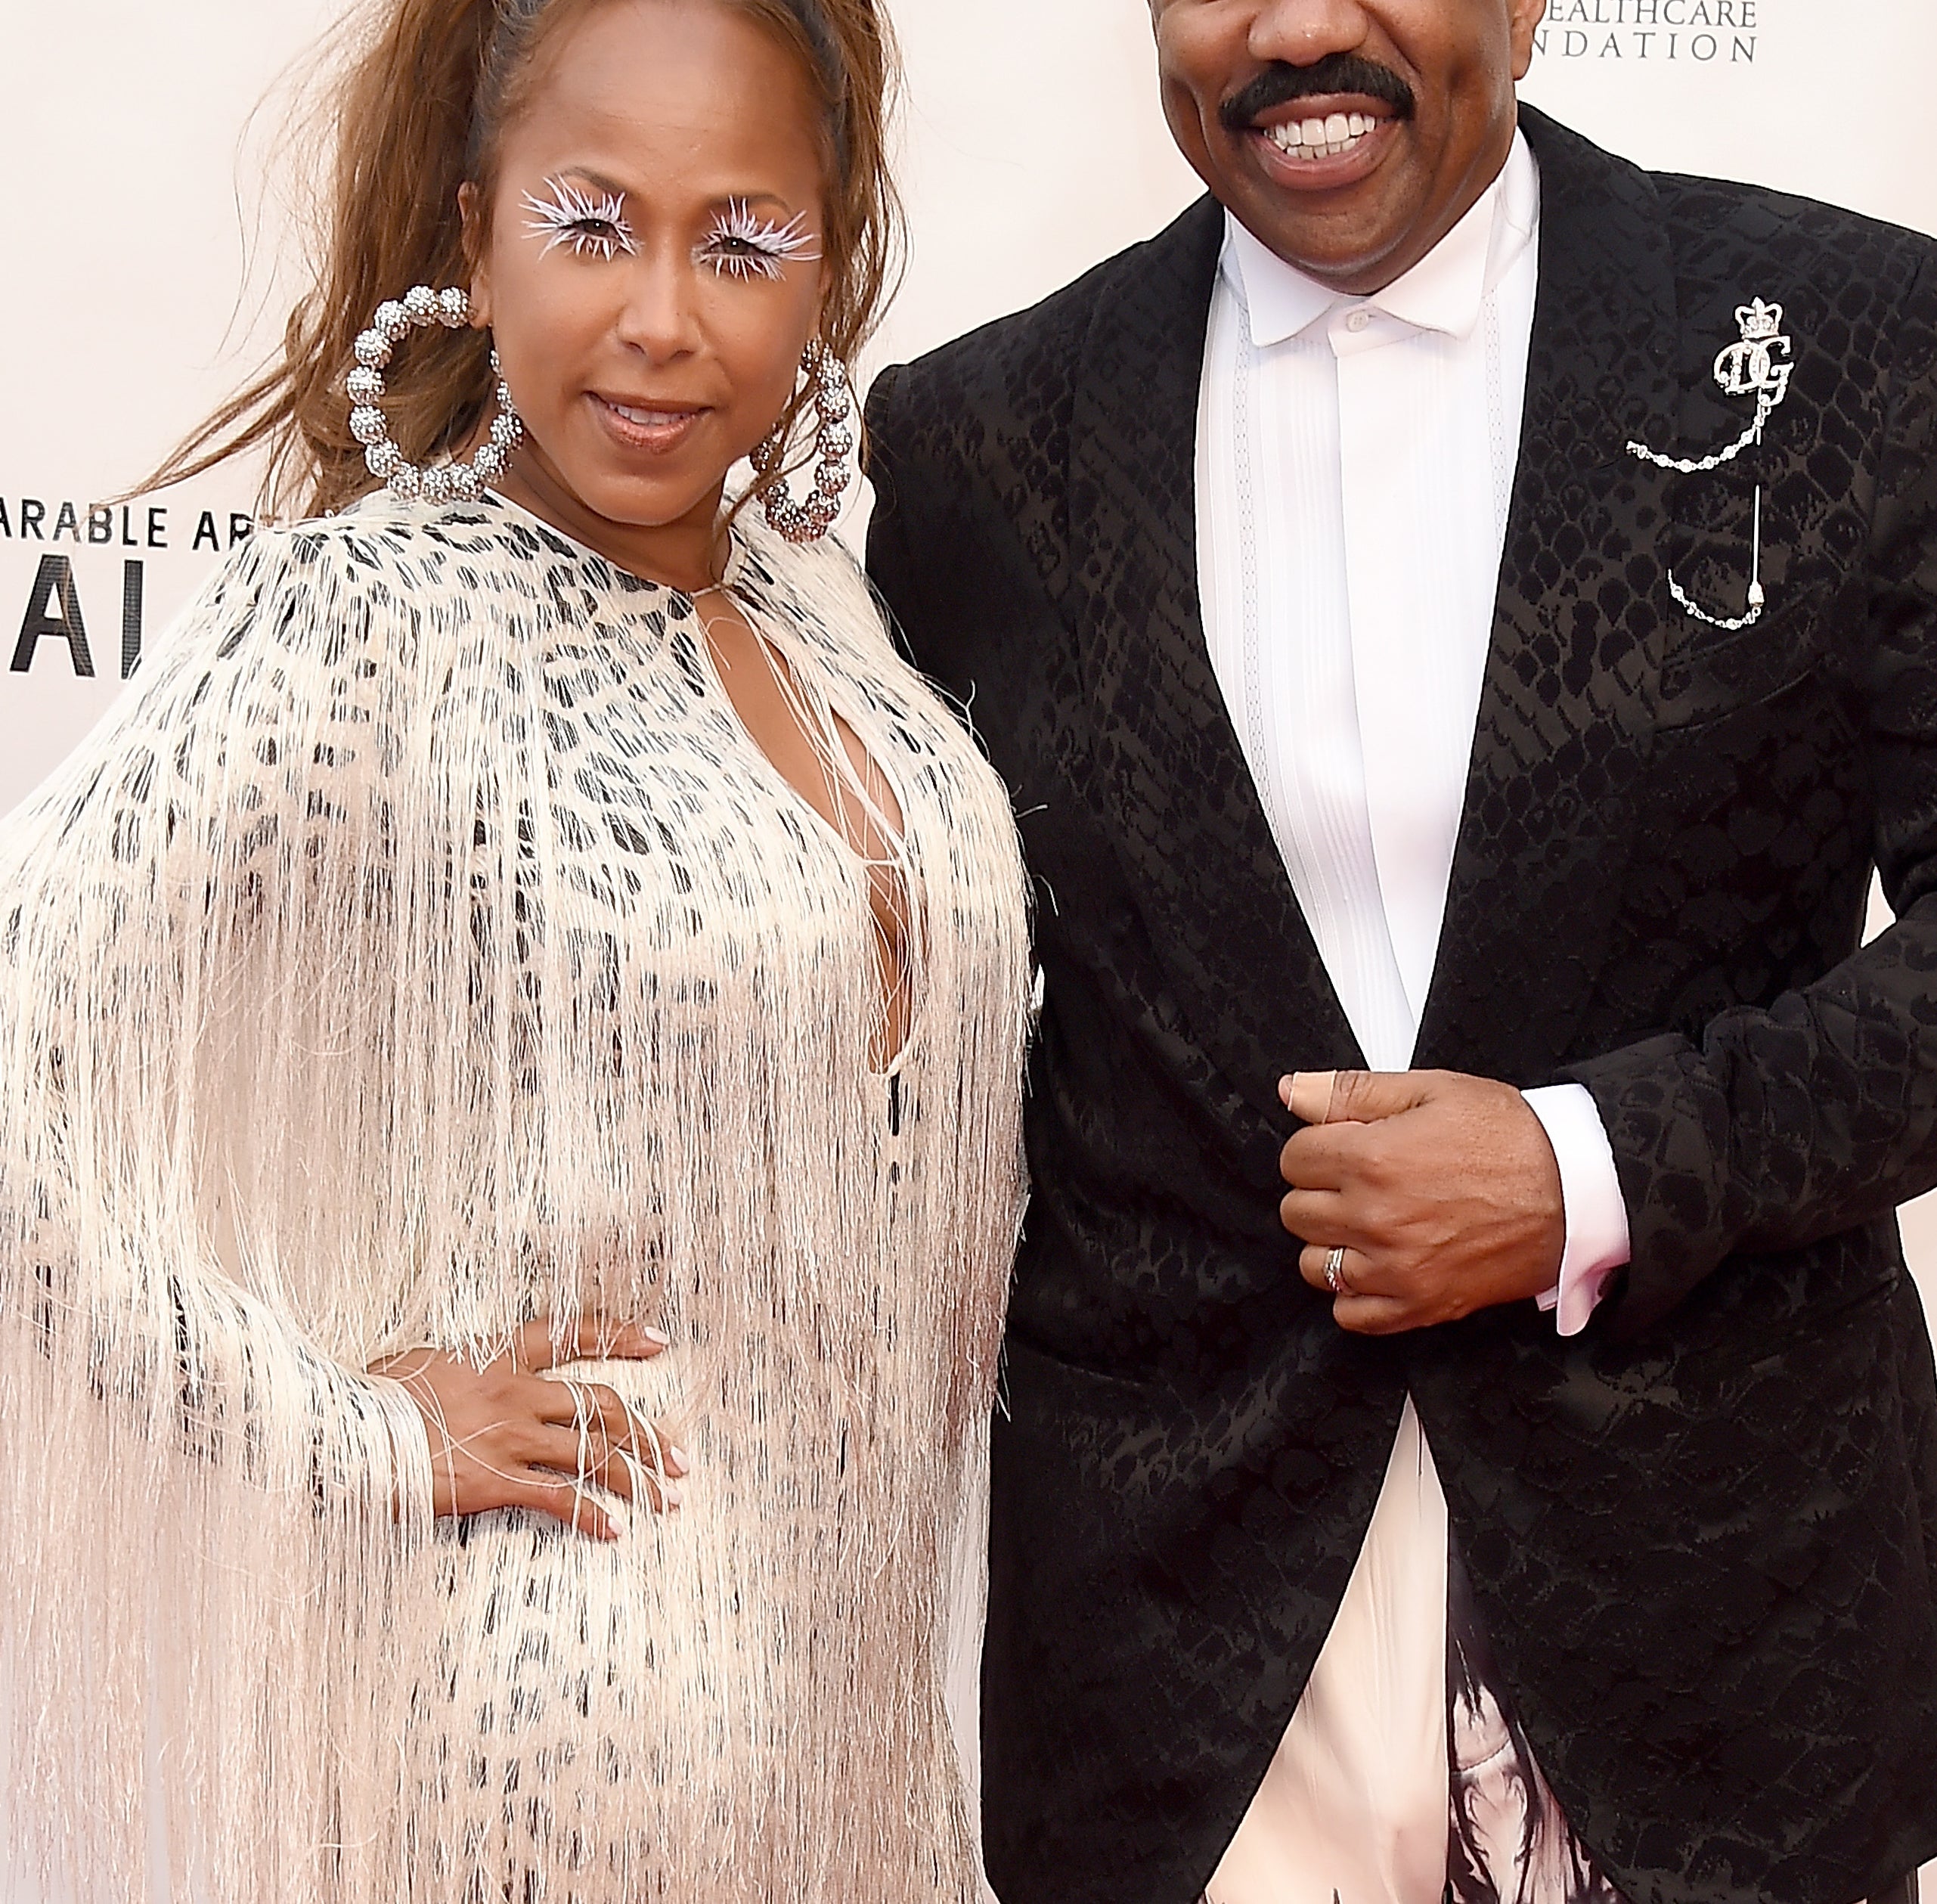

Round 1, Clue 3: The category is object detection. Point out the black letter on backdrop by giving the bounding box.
[12,555,96,676]
[121,560,144,678]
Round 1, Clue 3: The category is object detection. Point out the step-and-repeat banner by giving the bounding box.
[9,1,1932,807]
[7,0,1928,1281]
[1,4,1932,1893]
[8,0,1935,849]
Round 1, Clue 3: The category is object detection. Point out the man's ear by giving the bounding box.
[457,181,492,327]
[1508,0,1549,80]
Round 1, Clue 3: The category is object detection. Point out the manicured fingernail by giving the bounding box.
[661,1481,683,1511]
[1286,1071,1337,1124]
[641,1326,671,1347]
[1278,1075,1295,1108]
[668,1444,690,1475]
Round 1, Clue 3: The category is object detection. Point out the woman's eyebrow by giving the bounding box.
[702,191,796,215]
[550,164,631,197]
[546,172,809,222]
[545,173,797,216]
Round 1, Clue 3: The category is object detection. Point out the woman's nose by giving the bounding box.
[612,251,705,363]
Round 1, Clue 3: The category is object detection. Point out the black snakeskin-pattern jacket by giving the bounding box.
[864,107,1937,1904]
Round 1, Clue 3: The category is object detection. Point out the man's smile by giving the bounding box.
[1241,99,1403,190]
[1262,110,1384,160]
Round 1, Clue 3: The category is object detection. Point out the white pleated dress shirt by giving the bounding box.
[1194,133,1630,1904]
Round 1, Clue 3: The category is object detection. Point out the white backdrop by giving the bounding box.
[1,0,1934,1895]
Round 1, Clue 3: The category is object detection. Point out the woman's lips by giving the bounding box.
[589,392,708,454]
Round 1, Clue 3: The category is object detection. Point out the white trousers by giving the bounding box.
[1207,1400,1452,1904]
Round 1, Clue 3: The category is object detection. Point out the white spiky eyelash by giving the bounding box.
[697,201,822,281]
[520,178,638,259]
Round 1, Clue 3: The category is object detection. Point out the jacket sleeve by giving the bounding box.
[1567,250,1937,1337]
[863,364,939,666]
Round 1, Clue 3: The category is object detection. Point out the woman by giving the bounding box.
[0,2,1030,1899]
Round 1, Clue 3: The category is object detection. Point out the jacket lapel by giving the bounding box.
[1414,110,1681,1082]
[1067,199,1365,1116]
[1068,112,1685,1105]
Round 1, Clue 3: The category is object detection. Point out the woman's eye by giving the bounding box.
[566,221,626,258]
[521,180,638,260]
[696,201,822,282]
[698,236,785,282]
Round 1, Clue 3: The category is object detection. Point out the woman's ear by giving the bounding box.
[457,181,493,327]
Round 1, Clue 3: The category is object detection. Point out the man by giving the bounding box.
[864,2,1937,1901]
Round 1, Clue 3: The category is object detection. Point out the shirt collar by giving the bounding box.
[1223,127,1539,349]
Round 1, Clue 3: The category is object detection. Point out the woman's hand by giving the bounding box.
[370,1316,686,1541]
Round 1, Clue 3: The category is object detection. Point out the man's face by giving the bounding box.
[1151,0,1548,296]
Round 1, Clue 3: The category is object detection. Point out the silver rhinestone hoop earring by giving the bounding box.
[346,285,525,504]
[752,341,854,544]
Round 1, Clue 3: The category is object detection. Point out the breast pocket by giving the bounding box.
[1629,604,1868,991]
[1652,583,1835,735]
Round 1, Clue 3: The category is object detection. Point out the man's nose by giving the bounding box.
[1246,0,1374,66]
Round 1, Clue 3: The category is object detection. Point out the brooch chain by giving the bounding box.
[1627,298,1793,629]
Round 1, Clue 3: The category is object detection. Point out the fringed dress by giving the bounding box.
[0,491,1032,1903]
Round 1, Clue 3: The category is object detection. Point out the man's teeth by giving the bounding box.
[1266,112,1379,160]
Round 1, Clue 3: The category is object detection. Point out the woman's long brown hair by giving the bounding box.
[147,0,903,521]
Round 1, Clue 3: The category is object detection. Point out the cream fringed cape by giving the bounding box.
[0,491,1032,1902]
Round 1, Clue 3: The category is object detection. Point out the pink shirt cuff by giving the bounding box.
[1523,1084,1632,1337]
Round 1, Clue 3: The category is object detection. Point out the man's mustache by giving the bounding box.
[1219,54,1417,132]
